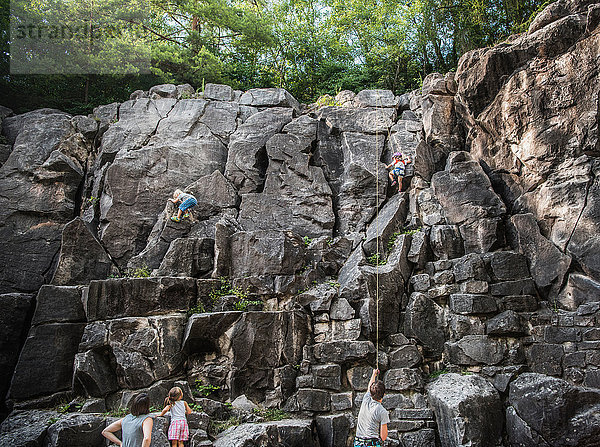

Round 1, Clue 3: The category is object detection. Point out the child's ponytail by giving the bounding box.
[165,386,183,408]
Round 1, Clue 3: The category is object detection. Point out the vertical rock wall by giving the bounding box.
[1,1,600,444]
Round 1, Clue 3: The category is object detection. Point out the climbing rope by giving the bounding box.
[374,92,382,371]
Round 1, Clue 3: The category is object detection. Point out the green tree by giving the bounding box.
[1,0,550,114]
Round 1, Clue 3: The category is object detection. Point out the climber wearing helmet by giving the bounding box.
[386,152,412,193]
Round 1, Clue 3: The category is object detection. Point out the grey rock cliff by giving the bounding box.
[1,6,600,443]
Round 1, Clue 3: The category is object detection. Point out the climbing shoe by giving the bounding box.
[183,213,190,218]
[171,216,181,222]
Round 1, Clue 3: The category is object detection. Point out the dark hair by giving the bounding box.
[164,386,183,407]
[130,393,150,416]
[370,380,385,401]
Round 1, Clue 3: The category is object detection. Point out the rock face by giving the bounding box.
[238,115,335,238]
[51,218,113,286]
[184,311,310,401]
[213,419,317,447]
[45,413,106,447]
[9,286,86,400]
[75,313,187,393]
[225,107,293,193]
[0,109,85,293]
[0,294,34,413]
[85,277,197,320]
[507,373,600,447]
[2,8,600,443]
[432,151,506,253]
[456,0,600,289]
[427,373,503,447]
[0,410,61,446]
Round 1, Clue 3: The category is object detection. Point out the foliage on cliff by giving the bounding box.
[1,0,548,114]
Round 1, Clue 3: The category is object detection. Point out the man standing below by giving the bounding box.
[354,369,389,446]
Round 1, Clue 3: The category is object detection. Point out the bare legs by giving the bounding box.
[389,172,403,192]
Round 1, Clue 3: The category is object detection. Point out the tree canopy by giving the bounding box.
[1,0,549,114]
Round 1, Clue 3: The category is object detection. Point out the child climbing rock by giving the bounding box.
[169,189,197,222]
[354,369,389,447]
[159,386,193,447]
[386,152,412,193]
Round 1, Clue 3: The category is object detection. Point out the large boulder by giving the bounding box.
[510,213,571,296]
[431,152,506,253]
[51,218,112,285]
[84,277,197,320]
[312,341,376,364]
[353,89,398,108]
[557,273,600,311]
[316,106,395,134]
[31,285,85,326]
[426,373,503,447]
[445,335,507,366]
[1,108,74,173]
[507,373,600,447]
[72,350,119,397]
[239,88,301,112]
[213,419,317,447]
[156,237,214,278]
[0,410,60,446]
[0,109,83,293]
[183,311,310,401]
[238,116,335,237]
[203,83,234,101]
[75,314,187,392]
[9,285,87,401]
[224,230,306,279]
[362,193,409,257]
[404,292,447,356]
[315,413,352,447]
[225,107,294,193]
[384,368,424,391]
[9,322,86,400]
[45,413,106,447]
